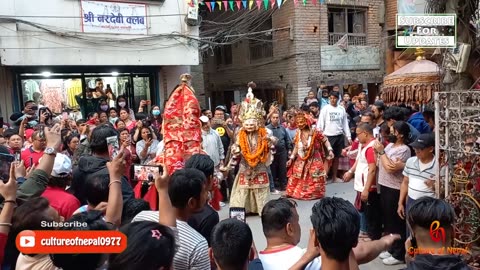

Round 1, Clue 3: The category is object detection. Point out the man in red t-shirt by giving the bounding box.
[21,130,45,168]
[42,153,80,220]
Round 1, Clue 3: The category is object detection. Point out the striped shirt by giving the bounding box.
[132,211,211,270]
[402,156,438,200]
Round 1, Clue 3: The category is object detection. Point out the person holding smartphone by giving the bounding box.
[136,127,159,164]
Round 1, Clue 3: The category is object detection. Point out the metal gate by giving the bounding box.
[435,90,480,268]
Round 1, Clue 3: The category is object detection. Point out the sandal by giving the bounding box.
[358,232,370,238]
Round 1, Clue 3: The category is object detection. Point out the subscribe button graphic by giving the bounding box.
[16,230,127,254]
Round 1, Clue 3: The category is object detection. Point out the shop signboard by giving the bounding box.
[81,0,148,35]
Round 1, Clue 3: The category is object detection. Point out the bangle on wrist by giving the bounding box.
[348,170,353,174]
[379,151,385,155]
[327,147,333,151]
[3,200,16,205]
[108,180,122,187]
[0,223,12,227]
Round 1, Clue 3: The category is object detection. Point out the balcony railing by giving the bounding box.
[328,33,367,46]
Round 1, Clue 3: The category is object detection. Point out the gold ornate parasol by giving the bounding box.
[381,48,441,105]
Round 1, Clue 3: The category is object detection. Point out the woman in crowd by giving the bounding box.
[119,108,136,132]
[118,127,138,184]
[115,119,126,130]
[98,99,109,113]
[62,134,80,159]
[98,111,109,125]
[105,86,116,108]
[86,112,99,127]
[374,121,412,266]
[149,105,162,137]
[136,127,159,165]
[286,112,334,200]
[116,96,136,121]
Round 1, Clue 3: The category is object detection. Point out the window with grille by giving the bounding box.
[215,45,233,66]
[249,18,273,61]
[327,7,367,46]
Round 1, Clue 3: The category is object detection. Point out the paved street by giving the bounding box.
[218,181,406,270]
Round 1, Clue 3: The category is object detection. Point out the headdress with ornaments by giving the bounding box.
[239,82,265,124]
[296,112,314,127]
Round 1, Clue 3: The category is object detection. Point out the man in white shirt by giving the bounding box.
[398,133,437,219]
[200,115,225,168]
[132,168,211,270]
[318,91,352,182]
[259,198,321,270]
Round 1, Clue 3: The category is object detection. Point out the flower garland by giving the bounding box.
[239,127,269,168]
[294,129,316,161]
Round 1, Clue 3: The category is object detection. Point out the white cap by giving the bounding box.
[51,153,72,177]
[199,115,209,123]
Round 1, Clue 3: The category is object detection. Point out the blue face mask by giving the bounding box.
[110,117,118,124]
[152,110,160,116]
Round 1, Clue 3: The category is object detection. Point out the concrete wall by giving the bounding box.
[0,67,15,121]
[0,0,199,66]
[158,65,206,109]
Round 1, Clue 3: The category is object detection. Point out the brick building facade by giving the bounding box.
[202,0,385,109]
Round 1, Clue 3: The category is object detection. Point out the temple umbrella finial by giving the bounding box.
[415,48,426,61]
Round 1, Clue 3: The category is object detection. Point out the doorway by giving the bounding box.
[18,71,155,119]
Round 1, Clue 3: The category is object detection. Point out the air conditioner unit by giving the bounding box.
[443,42,471,73]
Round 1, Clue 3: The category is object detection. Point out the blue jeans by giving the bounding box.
[360,211,367,233]
[267,166,274,191]
[406,196,415,238]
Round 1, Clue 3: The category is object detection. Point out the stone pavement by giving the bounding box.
[218,181,406,270]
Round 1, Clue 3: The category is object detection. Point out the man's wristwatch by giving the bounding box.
[44,147,57,156]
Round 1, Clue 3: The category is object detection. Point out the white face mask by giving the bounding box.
[118,102,126,108]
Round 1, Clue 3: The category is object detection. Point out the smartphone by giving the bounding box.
[106,136,120,159]
[133,165,161,182]
[0,117,4,127]
[0,153,14,182]
[229,207,246,222]
[29,157,33,167]
[14,152,21,162]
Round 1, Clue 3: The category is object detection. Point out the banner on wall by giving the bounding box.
[81,0,148,35]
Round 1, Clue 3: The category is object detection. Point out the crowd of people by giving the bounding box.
[0,76,470,270]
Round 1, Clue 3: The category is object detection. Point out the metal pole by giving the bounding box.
[434,92,442,198]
